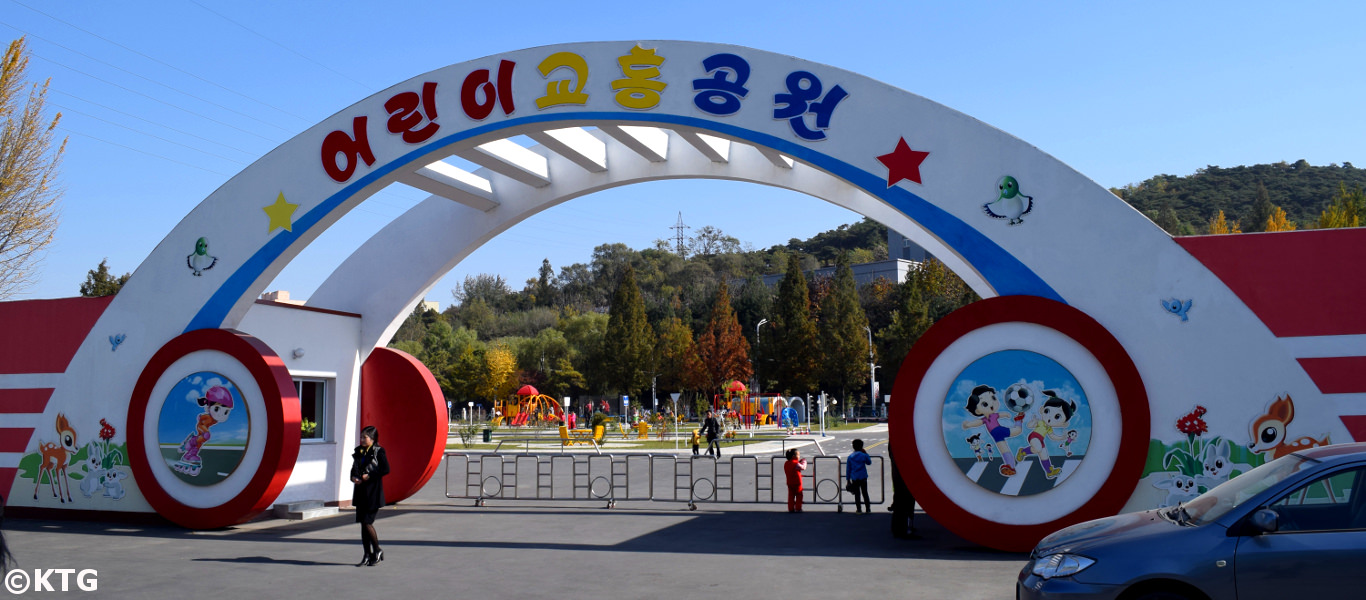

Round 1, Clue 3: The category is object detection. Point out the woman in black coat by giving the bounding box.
[350,425,390,566]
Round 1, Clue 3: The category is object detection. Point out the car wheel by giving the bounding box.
[1131,591,1192,600]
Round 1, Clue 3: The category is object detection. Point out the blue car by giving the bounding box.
[1018,442,1366,599]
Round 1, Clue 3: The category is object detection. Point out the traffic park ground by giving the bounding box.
[3,425,1026,599]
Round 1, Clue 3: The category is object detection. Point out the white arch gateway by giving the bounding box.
[4,41,1361,551]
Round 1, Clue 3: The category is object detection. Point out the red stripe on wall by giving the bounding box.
[1340,416,1366,443]
[1177,229,1366,338]
[0,388,53,413]
[0,428,34,453]
[0,296,113,374]
[1298,357,1366,394]
[0,467,15,505]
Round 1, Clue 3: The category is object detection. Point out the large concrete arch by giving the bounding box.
[308,126,988,354]
[5,41,1357,550]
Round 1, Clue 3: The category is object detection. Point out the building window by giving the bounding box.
[294,379,330,442]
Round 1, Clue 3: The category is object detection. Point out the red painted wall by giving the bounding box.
[1178,229,1366,338]
[0,296,113,374]
[360,347,447,505]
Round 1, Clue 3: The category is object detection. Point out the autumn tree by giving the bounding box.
[818,253,872,401]
[0,37,65,299]
[1264,205,1298,232]
[770,253,819,394]
[79,258,130,297]
[1317,184,1363,229]
[654,316,707,394]
[602,264,655,395]
[476,343,518,402]
[695,281,751,392]
[1206,210,1241,234]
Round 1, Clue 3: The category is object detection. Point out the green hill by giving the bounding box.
[1111,160,1366,234]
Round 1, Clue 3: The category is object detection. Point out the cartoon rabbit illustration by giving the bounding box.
[1195,439,1234,491]
[79,441,106,498]
[1154,474,1200,508]
[101,469,128,500]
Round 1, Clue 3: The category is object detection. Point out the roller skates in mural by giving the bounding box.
[174,452,203,476]
[174,432,205,476]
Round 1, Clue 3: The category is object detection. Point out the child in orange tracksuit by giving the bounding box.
[784,449,807,513]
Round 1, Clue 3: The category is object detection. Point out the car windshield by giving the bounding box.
[1182,454,1318,525]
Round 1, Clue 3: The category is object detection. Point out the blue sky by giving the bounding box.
[5,1,1364,304]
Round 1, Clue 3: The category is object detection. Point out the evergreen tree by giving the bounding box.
[771,253,819,394]
[817,253,872,401]
[602,264,655,395]
[533,258,558,307]
[732,273,772,390]
[78,258,129,297]
[544,357,586,399]
[695,281,751,392]
[878,270,933,390]
[1247,182,1274,233]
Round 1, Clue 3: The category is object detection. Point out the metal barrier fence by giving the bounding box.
[445,452,885,510]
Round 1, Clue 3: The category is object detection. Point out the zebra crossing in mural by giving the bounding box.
[955,455,1083,496]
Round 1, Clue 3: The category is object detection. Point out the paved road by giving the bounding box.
[3,425,1027,599]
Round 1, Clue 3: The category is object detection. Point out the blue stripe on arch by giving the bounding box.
[186,112,1061,333]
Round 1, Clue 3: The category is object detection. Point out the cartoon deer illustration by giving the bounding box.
[1248,395,1331,460]
[34,413,79,503]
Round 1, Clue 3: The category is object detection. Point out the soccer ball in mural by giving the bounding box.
[1004,382,1036,415]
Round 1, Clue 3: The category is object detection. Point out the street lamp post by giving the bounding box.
[754,318,769,397]
[863,325,876,419]
[670,392,681,450]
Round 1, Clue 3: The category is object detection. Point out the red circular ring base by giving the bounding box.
[127,328,300,529]
[888,295,1149,552]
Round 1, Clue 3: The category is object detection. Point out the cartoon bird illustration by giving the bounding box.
[983,175,1034,225]
[1161,298,1193,321]
[186,237,218,276]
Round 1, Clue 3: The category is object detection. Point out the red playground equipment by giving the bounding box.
[710,381,783,428]
[491,385,565,427]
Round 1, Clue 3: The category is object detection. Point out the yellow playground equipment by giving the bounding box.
[491,385,565,427]
[710,381,782,428]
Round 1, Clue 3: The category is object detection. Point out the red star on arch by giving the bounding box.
[877,137,930,187]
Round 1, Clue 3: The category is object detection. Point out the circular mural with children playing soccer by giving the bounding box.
[156,372,251,486]
[942,350,1092,497]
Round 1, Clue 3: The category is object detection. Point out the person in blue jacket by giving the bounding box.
[846,439,873,513]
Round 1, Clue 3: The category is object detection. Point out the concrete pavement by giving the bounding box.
[2,425,1027,599]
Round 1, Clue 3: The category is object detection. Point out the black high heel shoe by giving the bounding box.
[355,552,371,567]
[366,549,384,566]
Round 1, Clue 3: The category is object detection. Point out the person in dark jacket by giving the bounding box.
[888,449,919,539]
[700,411,722,457]
[350,425,390,566]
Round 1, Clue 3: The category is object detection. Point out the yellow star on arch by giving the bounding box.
[263,192,299,233]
